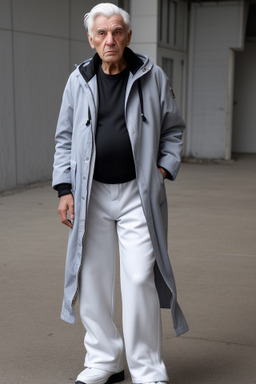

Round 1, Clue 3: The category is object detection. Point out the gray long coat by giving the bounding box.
[52,48,189,337]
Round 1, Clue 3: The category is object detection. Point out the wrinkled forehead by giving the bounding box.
[92,14,127,32]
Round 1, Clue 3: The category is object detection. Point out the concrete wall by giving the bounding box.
[0,0,103,192]
[185,1,244,159]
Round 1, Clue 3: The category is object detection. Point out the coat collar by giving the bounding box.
[79,47,144,82]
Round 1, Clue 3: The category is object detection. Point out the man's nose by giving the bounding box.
[106,33,115,45]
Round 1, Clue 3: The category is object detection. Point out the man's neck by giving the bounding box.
[101,58,127,75]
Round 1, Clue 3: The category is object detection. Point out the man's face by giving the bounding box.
[87,14,132,65]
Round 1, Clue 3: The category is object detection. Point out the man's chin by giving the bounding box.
[103,56,122,64]
[104,55,119,61]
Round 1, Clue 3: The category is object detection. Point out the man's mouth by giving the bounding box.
[105,51,117,54]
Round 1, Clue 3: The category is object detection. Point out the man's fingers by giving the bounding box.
[69,201,74,220]
[58,194,74,228]
[158,167,167,179]
[58,207,72,227]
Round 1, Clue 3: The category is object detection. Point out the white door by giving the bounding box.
[157,48,185,114]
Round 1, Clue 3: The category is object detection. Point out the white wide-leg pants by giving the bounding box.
[79,179,169,383]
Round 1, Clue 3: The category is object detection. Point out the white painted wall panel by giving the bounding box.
[130,42,157,63]
[12,0,69,38]
[130,0,158,62]
[71,40,92,66]
[130,0,157,16]
[0,31,16,190]
[13,33,69,185]
[71,0,91,41]
[131,16,157,44]
[0,0,12,29]
[186,3,244,159]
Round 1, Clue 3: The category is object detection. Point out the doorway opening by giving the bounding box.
[232,4,256,155]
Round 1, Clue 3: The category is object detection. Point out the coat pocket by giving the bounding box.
[70,160,77,192]
[156,167,165,184]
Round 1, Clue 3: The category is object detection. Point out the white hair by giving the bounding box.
[84,2,130,37]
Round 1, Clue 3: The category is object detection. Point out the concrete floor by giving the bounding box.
[0,154,256,384]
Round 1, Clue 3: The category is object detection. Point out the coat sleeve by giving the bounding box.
[52,75,74,189]
[156,68,186,181]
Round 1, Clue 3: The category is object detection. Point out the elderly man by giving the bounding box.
[53,3,188,384]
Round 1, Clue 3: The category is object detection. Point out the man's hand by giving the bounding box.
[158,167,167,179]
[58,194,74,228]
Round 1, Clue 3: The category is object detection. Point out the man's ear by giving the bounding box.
[87,33,95,49]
